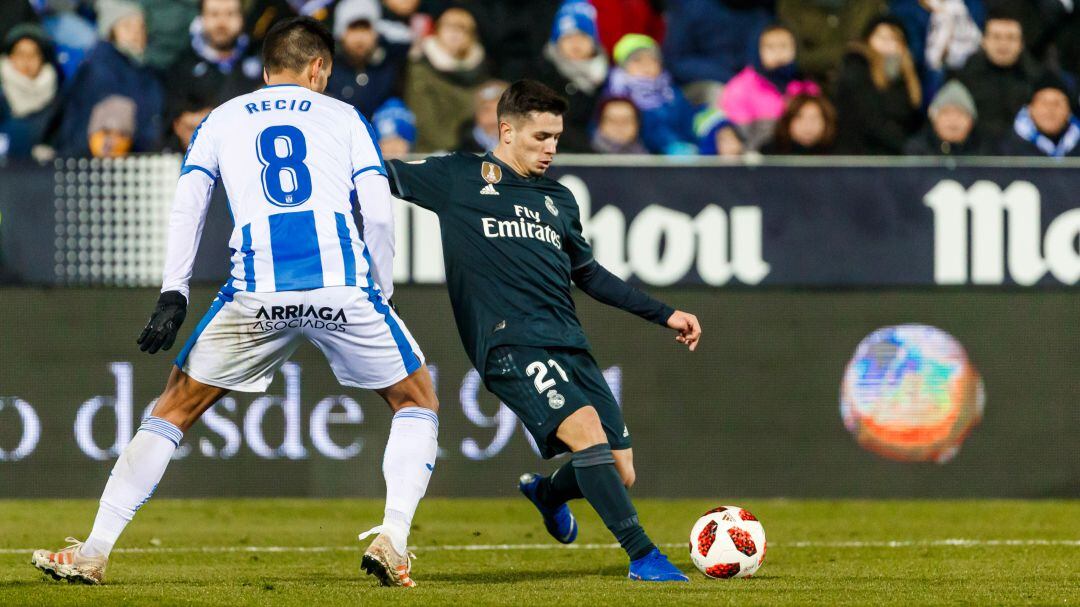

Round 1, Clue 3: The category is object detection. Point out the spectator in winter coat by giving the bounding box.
[954,9,1045,143]
[590,96,648,154]
[903,79,984,155]
[999,74,1080,157]
[0,25,62,159]
[834,16,923,155]
[141,0,198,71]
[371,97,416,158]
[404,6,488,152]
[663,0,772,92]
[168,0,262,109]
[761,94,837,155]
[534,0,609,152]
[469,0,560,82]
[720,24,821,151]
[326,0,407,119]
[604,33,696,155]
[777,0,887,87]
[55,0,164,156]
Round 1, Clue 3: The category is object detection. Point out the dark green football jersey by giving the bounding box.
[387,152,594,368]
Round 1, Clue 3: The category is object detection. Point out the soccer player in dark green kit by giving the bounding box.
[386,80,701,581]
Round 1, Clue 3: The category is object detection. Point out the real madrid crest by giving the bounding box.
[481,161,502,184]
[545,195,559,216]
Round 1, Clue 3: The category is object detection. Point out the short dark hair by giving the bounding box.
[262,16,333,75]
[497,80,569,123]
[985,7,1023,31]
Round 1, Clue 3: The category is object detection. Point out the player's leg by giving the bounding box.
[32,288,302,584]
[369,365,439,553]
[31,368,228,584]
[302,286,436,586]
[555,408,687,581]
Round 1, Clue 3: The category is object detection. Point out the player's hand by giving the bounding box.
[666,310,701,352]
[137,291,188,354]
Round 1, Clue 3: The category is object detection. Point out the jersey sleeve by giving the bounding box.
[162,112,219,299]
[350,109,387,179]
[179,112,218,180]
[562,192,595,270]
[386,156,452,213]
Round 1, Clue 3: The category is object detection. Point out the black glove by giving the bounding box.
[137,291,188,354]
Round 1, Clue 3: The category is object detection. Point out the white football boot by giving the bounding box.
[31,537,107,585]
[359,527,417,587]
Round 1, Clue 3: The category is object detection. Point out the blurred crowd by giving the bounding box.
[4,0,1080,160]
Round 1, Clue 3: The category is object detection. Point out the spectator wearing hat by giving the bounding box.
[720,24,821,151]
[762,93,837,155]
[604,33,696,155]
[834,15,923,155]
[86,94,136,158]
[371,97,416,158]
[955,9,1045,143]
[0,24,62,159]
[590,96,648,154]
[405,6,489,152]
[326,0,408,119]
[695,108,747,157]
[55,0,164,156]
[534,0,609,152]
[904,79,984,155]
[456,79,507,153]
[167,0,262,109]
[999,74,1080,157]
[777,0,887,87]
[663,0,772,95]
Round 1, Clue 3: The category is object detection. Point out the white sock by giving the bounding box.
[81,417,182,558]
[380,407,438,553]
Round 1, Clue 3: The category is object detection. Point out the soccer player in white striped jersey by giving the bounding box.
[31,17,435,588]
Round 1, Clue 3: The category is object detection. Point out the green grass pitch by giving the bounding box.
[0,499,1076,606]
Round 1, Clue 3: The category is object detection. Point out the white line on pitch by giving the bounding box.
[1,538,1078,556]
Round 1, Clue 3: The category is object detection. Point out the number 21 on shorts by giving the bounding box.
[526,359,569,394]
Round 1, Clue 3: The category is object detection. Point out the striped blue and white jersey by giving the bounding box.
[161,84,395,299]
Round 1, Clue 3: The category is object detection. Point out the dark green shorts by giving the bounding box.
[484,345,630,459]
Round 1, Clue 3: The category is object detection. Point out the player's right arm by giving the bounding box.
[385,156,453,213]
[137,114,219,354]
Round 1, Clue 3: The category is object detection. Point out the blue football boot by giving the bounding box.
[628,547,690,582]
[518,473,578,544]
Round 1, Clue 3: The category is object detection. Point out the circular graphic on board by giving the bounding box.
[840,324,985,464]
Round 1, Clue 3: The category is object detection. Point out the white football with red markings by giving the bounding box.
[689,505,767,579]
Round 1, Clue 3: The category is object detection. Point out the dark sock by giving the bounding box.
[571,443,655,561]
[536,460,583,508]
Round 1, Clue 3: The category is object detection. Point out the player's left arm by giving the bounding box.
[563,193,701,351]
[139,113,219,354]
[571,260,702,351]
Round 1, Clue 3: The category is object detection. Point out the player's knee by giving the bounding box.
[560,406,607,449]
